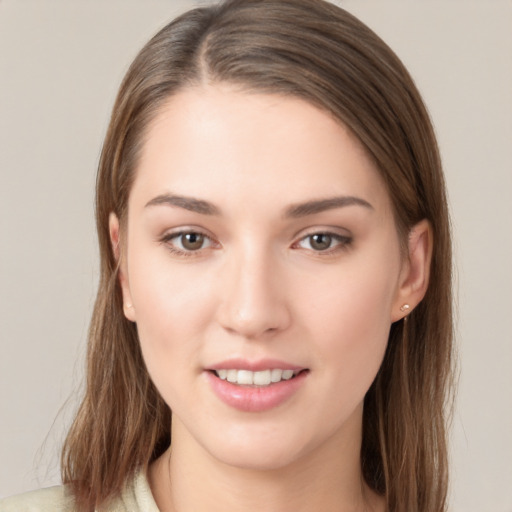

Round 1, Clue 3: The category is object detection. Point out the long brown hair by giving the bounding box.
[61,1,454,510]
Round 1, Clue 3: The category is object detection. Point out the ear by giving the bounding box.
[391,219,433,322]
[109,213,136,322]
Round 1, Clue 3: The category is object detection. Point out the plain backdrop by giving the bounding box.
[1,1,511,510]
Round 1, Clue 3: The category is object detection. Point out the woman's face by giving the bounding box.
[114,85,416,470]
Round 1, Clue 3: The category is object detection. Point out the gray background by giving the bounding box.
[1,1,511,510]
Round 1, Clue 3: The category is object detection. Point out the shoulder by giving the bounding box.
[99,470,159,512]
[0,485,74,512]
[0,470,159,512]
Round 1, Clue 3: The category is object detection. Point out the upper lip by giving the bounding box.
[207,358,306,372]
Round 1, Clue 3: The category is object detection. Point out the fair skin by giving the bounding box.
[110,84,431,512]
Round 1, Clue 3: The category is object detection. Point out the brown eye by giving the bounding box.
[180,232,206,251]
[162,231,214,254]
[296,232,352,253]
[309,234,332,251]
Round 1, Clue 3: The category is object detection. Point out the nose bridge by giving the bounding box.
[217,240,289,338]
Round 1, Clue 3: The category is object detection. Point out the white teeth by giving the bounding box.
[237,370,253,385]
[253,370,271,386]
[271,369,283,382]
[215,368,301,386]
[282,369,294,380]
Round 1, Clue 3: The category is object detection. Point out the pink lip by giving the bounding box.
[205,360,309,413]
[207,358,304,372]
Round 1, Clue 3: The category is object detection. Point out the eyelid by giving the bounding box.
[159,227,220,256]
[292,228,353,254]
[293,225,352,241]
[158,226,353,257]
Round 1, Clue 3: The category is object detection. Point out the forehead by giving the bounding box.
[131,85,392,217]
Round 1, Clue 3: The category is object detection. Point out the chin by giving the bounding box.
[212,446,302,472]
[202,426,314,472]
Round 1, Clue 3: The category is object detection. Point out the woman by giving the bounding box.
[0,0,453,511]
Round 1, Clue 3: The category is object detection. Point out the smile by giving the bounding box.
[206,364,309,412]
[214,369,300,386]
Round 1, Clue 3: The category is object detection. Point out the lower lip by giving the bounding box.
[205,371,308,412]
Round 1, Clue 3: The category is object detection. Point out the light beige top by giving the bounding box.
[0,470,159,512]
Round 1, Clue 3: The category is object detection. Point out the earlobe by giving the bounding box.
[108,213,136,322]
[392,219,433,322]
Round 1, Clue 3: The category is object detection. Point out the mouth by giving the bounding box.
[210,368,308,387]
[206,365,309,412]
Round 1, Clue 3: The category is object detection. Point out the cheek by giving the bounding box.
[301,246,397,332]
[308,275,392,362]
[297,247,399,392]
[125,248,217,391]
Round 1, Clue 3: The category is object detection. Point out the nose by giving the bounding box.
[216,247,291,339]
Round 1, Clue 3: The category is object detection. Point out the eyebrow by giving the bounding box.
[144,193,373,217]
[145,194,221,215]
[284,196,374,218]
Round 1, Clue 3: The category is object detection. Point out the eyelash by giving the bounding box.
[159,230,216,258]
[159,230,353,258]
[293,232,353,255]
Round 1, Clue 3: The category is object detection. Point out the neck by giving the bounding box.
[149,405,384,512]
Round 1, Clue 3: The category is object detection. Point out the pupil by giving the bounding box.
[311,234,331,250]
[183,233,204,250]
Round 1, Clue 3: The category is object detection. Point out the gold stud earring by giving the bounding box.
[400,304,410,312]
